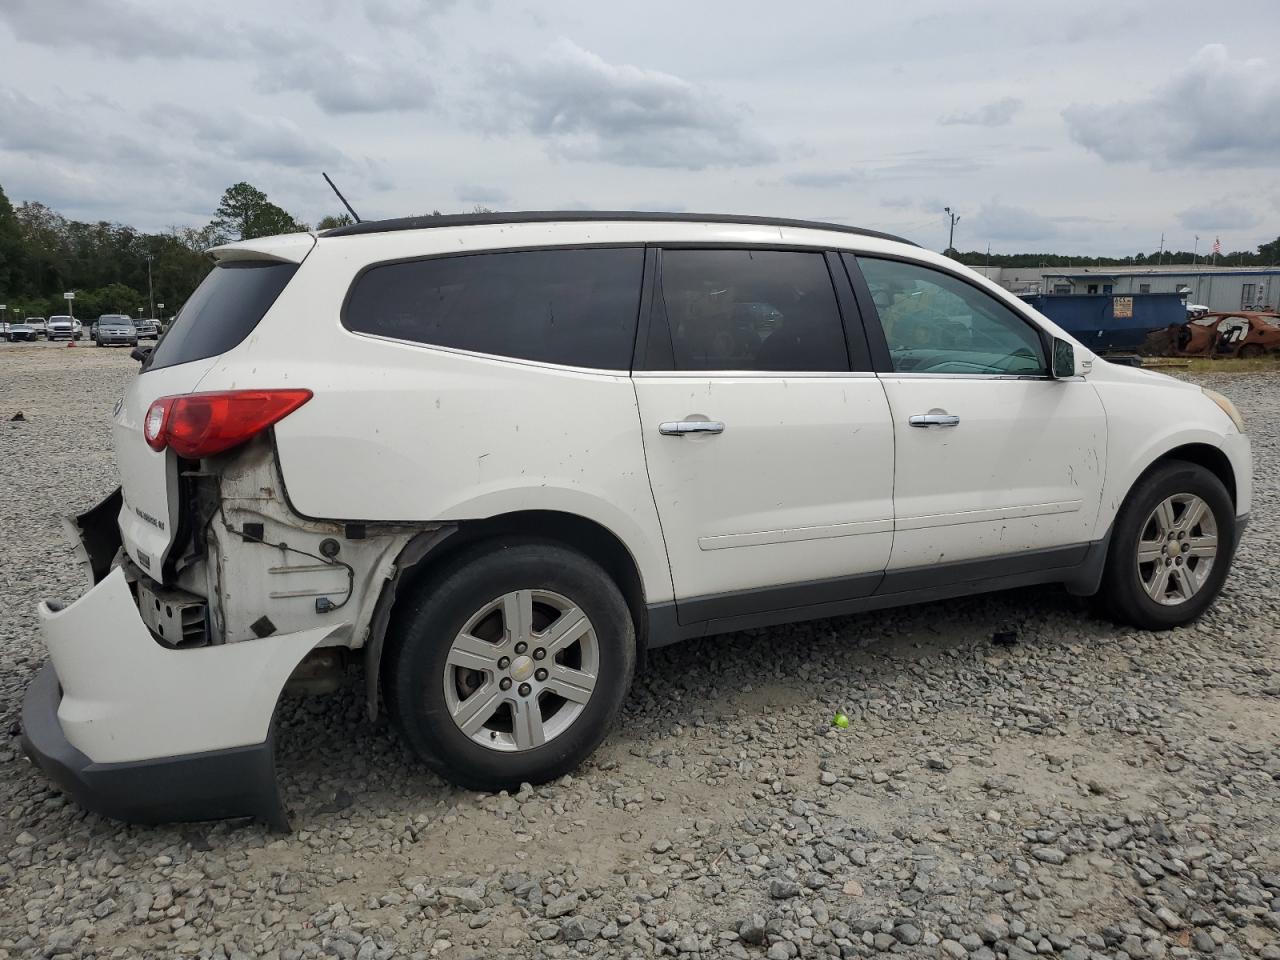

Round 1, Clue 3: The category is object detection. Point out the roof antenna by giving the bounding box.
[322,172,362,223]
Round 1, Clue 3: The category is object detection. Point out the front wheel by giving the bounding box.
[385,540,635,791]
[1097,460,1236,629]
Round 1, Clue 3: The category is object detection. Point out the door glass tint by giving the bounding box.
[856,257,1047,375]
[344,248,643,370]
[149,261,297,371]
[658,249,849,371]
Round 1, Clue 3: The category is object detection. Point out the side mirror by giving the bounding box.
[130,345,154,363]
[1051,337,1091,379]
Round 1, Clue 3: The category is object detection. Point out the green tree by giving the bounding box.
[209,182,306,242]
[0,184,23,295]
[316,213,354,230]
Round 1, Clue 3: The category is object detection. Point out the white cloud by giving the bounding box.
[1177,200,1263,232]
[969,201,1060,244]
[482,39,776,169]
[1063,44,1280,168]
[939,97,1022,127]
[258,51,435,114]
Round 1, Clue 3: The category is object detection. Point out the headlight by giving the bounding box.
[1202,388,1245,433]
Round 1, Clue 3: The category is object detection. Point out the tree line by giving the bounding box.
[0,181,352,322]
[950,237,1280,270]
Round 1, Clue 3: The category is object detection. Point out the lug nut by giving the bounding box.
[498,656,511,669]
[514,641,528,654]
[499,678,512,691]
[535,667,548,681]
[532,647,546,661]
[518,682,532,697]
[1175,557,1183,565]
[1165,558,1173,566]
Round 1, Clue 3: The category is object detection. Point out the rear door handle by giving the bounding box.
[659,420,726,436]
[908,414,960,428]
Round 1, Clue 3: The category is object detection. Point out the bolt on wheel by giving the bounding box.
[442,589,599,752]
[1135,493,1218,605]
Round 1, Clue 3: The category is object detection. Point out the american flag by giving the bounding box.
[1212,236,1222,255]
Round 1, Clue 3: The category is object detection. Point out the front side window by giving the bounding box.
[344,247,644,370]
[657,249,848,372]
[856,257,1047,376]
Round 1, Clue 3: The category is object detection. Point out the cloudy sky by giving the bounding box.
[1,0,1276,255]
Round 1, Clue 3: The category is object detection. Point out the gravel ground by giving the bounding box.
[0,342,1277,960]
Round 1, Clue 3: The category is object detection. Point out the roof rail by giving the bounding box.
[322,210,916,246]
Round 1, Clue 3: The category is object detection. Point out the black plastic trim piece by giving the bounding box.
[678,570,882,625]
[825,250,875,374]
[69,487,124,585]
[648,539,1109,642]
[21,664,289,829]
[323,210,917,246]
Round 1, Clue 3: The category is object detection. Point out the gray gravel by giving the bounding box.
[1,342,1277,959]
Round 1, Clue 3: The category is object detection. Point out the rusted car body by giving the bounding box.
[1146,311,1280,358]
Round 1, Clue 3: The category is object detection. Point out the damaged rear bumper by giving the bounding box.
[20,490,337,828]
[22,663,289,828]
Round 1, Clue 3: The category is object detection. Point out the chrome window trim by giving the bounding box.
[877,372,1054,382]
[631,369,878,379]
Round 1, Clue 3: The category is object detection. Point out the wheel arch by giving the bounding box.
[1144,443,1237,510]
[363,509,650,720]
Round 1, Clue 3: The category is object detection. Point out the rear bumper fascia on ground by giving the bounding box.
[22,664,289,828]
[21,506,338,827]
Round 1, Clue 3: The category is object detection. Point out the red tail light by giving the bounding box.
[144,389,313,459]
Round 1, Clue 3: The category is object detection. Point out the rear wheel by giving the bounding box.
[1097,460,1236,629]
[385,540,635,790]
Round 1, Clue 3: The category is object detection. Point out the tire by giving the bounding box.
[95,338,102,347]
[385,539,636,791]
[1096,460,1236,630]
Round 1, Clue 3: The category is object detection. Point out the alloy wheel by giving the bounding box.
[1136,493,1218,605]
[442,589,599,752]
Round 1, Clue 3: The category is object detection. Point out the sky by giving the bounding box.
[0,0,1277,256]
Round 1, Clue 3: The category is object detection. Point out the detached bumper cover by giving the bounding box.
[22,664,288,828]
[21,491,339,827]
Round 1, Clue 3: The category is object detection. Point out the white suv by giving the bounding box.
[22,212,1251,827]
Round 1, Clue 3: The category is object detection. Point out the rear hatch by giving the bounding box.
[113,233,314,582]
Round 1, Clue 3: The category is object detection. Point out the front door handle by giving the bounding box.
[909,413,960,428]
[659,420,726,436]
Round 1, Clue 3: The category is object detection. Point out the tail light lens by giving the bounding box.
[143,389,313,458]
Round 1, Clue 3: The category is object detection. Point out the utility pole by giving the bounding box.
[1193,235,1198,267]
[943,207,960,254]
[145,253,155,319]
[1158,233,1164,266]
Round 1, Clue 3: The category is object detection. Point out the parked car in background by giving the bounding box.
[46,315,83,341]
[6,321,38,342]
[93,315,138,347]
[19,211,1252,828]
[134,318,160,340]
[24,317,47,339]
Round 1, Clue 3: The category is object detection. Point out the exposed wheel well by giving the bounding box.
[1148,443,1237,509]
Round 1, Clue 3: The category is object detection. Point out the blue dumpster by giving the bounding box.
[1020,293,1186,353]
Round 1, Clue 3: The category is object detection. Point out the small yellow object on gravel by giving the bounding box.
[833,711,850,728]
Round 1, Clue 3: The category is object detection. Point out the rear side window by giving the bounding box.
[657,249,849,372]
[344,248,644,370]
[149,261,298,371]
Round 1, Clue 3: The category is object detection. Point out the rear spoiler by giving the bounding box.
[206,232,316,265]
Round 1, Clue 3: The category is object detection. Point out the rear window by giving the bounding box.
[343,247,644,370]
[149,261,298,371]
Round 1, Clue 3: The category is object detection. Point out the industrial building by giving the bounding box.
[973,264,1278,313]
